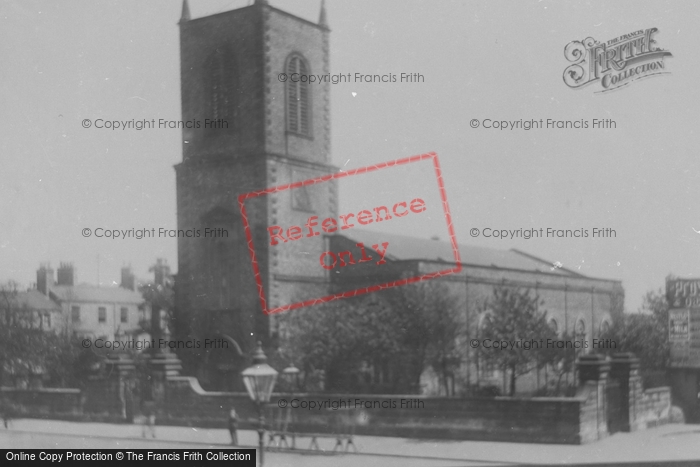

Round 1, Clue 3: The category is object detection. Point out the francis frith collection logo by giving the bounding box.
[563,28,672,93]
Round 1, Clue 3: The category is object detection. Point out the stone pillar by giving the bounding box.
[610,352,642,432]
[103,354,136,420]
[576,354,610,442]
[148,350,183,420]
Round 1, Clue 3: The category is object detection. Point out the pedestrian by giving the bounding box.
[0,398,11,429]
[124,387,134,424]
[228,408,239,446]
[141,399,156,439]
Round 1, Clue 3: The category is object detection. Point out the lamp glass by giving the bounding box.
[242,363,278,403]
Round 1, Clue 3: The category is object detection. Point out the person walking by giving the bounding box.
[0,398,12,429]
[228,408,239,446]
[141,399,156,439]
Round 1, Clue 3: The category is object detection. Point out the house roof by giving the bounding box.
[12,290,62,312]
[49,285,144,305]
[342,230,580,277]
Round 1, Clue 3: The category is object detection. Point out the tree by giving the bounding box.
[600,288,670,386]
[140,259,174,341]
[278,280,463,394]
[384,281,464,395]
[536,329,577,395]
[479,285,552,396]
[0,281,77,388]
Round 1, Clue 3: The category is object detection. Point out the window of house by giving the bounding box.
[120,307,128,324]
[98,307,107,323]
[71,306,80,323]
[286,54,310,136]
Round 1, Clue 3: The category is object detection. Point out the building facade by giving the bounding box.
[35,263,146,341]
[328,231,624,395]
[667,278,700,422]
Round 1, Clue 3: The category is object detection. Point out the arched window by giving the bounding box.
[286,54,310,136]
[205,47,237,126]
[549,318,558,335]
[600,320,611,336]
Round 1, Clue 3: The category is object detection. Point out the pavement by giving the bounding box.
[1,418,699,466]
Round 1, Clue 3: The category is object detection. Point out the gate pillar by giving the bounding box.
[610,352,641,432]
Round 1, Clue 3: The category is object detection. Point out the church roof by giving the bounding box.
[49,284,144,305]
[344,229,582,277]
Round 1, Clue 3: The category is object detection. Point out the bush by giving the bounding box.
[474,385,501,397]
[670,406,685,424]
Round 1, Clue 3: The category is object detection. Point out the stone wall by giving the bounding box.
[635,387,672,430]
[0,387,81,418]
[161,376,586,443]
[0,353,675,445]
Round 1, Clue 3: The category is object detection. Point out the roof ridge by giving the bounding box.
[509,248,585,278]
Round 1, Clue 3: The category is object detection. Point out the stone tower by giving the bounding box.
[174,0,336,389]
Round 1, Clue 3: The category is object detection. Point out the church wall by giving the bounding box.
[176,158,266,312]
[176,6,336,380]
[264,8,330,163]
[175,157,269,367]
[266,163,336,286]
[412,261,623,394]
[179,7,265,159]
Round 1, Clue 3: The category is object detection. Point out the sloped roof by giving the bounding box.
[12,290,62,312]
[49,284,144,305]
[343,230,579,276]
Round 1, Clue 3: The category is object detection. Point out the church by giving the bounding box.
[173,0,624,394]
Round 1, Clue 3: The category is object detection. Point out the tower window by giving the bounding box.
[205,47,237,127]
[286,54,311,136]
[291,170,314,212]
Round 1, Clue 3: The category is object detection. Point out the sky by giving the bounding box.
[1,0,699,312]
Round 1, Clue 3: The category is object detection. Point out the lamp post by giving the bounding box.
[241,342,278,467]
[281,364,300,449]
[282,363,300,392]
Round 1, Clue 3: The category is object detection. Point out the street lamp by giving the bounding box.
[281,363,301,449]
[241,341,278,467]
[282,363,300,392]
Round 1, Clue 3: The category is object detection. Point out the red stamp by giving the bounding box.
[238,152,461,315]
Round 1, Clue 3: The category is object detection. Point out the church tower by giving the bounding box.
[174,0,336,389]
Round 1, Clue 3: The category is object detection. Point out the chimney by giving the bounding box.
[37,264,55,295]
[121,266,136,291]
[152,258,171,287]
[56,262,76,286]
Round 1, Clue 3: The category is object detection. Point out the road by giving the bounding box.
[0,427,509,467]
[2,418,699,466]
